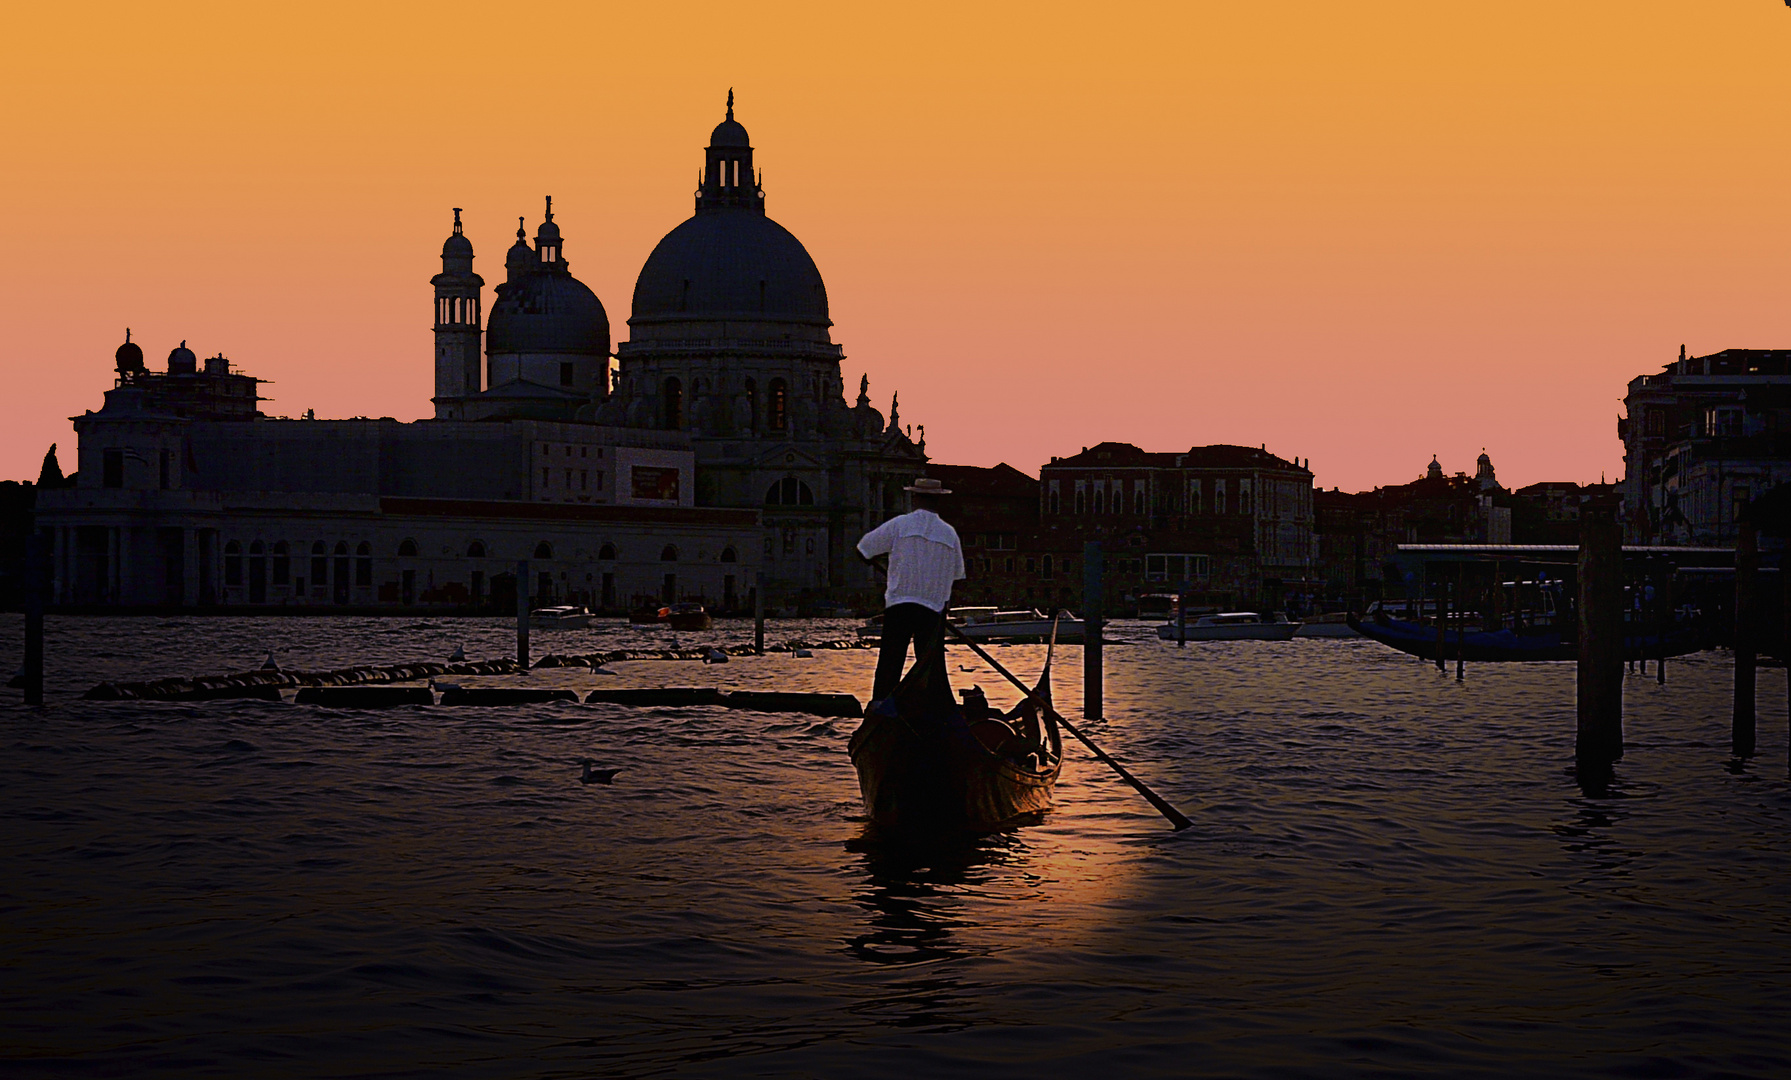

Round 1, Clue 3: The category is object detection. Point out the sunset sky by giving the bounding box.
[2,1,1788,492]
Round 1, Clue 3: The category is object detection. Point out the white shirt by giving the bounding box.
[856,509,965,612]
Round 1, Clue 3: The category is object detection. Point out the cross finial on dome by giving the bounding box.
[545,195,553,222]
[125,328,130,343]
[727,88,734,120]
[452,207,463,234]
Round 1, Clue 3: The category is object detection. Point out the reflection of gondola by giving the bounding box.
[1348,611,1705,662]
[848,638,1063,835]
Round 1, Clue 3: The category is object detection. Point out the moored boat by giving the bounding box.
[1155,611,1300,641]
[530,605,594,629]
[857,607,1086,644]
[1293,611,1362,638]
[849,632,1063,835]
[665,602,712,631]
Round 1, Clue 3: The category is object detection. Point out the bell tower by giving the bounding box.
[431,208,485,417]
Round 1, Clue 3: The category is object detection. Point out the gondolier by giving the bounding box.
[856,477,965,702]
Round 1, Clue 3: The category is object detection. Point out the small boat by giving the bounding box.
[628,606,666,625]
[1156,612,1300,641]
[665,603,712,632]
[849,625,1064,834]
[1348,610,1705,663]
[1294,611,1362,638]
[530,605,594,629]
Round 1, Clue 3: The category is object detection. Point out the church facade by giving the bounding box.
[35,99,922,612]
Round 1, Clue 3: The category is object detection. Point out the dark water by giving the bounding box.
[3,616,1788,1078]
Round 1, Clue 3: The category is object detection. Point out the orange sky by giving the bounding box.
[2,1,1788,492]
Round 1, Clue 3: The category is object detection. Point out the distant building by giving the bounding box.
[1620,346,1791,544]
[922,463,1050,608]
[1037,443,1316,612]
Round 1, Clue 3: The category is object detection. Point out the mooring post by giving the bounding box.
[516,559,531,671]
[1576,500,1624,769]
[1177,578,1189,648]
[1083,541,1103,721]
[1435,571,1447,672]
[753,571,765,656]
[23,529,44,707]
[1659,568,1671,686]
[1733,520,1758,758]
[1456,565,1466,683]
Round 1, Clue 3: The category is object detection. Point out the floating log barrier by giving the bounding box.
[83,658,524,701]
[725,691,862,718]
[439,687,580,706]
[584,688,728,707]
[294,686,435,708]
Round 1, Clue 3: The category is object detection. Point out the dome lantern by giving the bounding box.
[114,328,144,376]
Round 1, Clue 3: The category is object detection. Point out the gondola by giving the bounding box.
[848,625,1064,835]
[1347,611,1705,663]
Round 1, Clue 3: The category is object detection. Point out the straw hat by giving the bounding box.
[903,477,951,495]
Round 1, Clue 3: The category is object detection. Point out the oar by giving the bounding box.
[944,619,1192,831]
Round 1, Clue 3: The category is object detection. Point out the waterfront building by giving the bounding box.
[33,96,928,612]
[1620,346,1791,544]
[1036,443,1316,612]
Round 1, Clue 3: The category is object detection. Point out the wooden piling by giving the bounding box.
[1177,578,1189,647]
[23,530,44,706]
[516,559,531,671]
[1733,520,1757,758]
[1456,566,1466,683]
[1658,568,1671,686]
[1434,572,1447,672]
[753,572,765,656]
[1083,541,1103,721]
[1576,501,1624,768]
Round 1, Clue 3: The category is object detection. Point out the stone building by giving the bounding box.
[1620,346,1791,544]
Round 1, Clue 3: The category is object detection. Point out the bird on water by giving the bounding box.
[578,760,621,784]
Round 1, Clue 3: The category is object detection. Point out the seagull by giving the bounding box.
[260,650,280,672]
[794,648,814,658]
[591,665,616,676]
[578,759,621,785]
[449,644,467,662]
[703,647,729,664]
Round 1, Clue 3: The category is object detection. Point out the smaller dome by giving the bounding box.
[114,332,144,372]
[442,232,473,259]
[710,118,749,147]
[168,341,196,375]
[506,221,532,271]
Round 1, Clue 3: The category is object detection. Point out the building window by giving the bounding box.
[768,378,788,431]
[159,450,172,490]
[224,541,242,586]
[1146,553,1211,583]
[664,377,683,429]
[1135,488,1146,515]
[272,541,289,585]
[1239,482,1253,516]
[1075,489,1085,515]
[720,546,737,563]
[580,470,588,490]
[311,542,327,589]
[1189,479,1202,514]
[397,539,418,557]
[355,542,372,587]
[561,362,574,387]
[1093,489,1104,515]
[1646,410,1666,437]
[467,540,486,558]
[1215,480,1227,514]
[661,544,678,561]
[765,477,814,505]
[534,541,553,559]
[1042,554,1054,579]
[598,543,616,560]
[542,468,551,487]
[103,449,124,488]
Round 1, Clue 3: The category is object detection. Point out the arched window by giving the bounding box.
[334,541,349,555]
[1092,489,1104,515]
[768,378,787,431]
[1075,490,1085,514]
[1048,490,1060,515]
[467,540,486,558]
[720,546,737,563]
[397,539,418,557]
[598,543,617,561]
[271,541,289,586]
[310,542,327,591]
[249,540,263,555]
[663,377,683,430]
[661,544,678,562]
[224,541,242,587]
[765,477,815,506]
[534,541,553,560]
[1135,490,1146,515]
[355,542,372,587]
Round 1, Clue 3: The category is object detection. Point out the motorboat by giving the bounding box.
[665,603,712,632]
[1293,611,1362,638]
[530,605,594,629]
[1156,612,1300,641]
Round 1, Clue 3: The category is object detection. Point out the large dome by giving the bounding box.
[487,273,610,356]
[630,211,830,329]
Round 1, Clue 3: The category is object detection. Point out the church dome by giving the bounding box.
[631,211,830,328]
[442,231,473,259]
[168,341,197,375]
[115,332,144,373]
[710,117,750,147]
[487,273,610,356]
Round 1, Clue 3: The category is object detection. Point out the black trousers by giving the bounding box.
[873,602,943,702]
